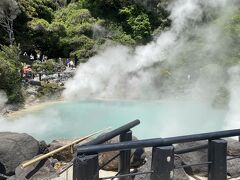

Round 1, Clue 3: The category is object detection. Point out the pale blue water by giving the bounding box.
[3,100,227,141]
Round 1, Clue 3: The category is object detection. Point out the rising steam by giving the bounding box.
[224,66,240,129]
[63,0,238,104]
[0,91,7,110]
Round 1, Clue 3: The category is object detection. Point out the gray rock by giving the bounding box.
[134,150,189,180]
[8,157,57,180]
[226,138,240,156]
[48,139,76,162]
[175,141,208,177]
[98,136,146,171]
[133,150,151,180]
[227,156,240,178]
[28,80,41,86]
[176,139,240,177]
[226,138,240,178]
[173,155,190,180]
[0,132,39,176]
[39,141,48,154]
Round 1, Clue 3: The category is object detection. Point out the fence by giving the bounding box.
[73,120,240,180]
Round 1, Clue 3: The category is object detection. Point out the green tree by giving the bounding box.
[0,45,23,103]
[52,3,101,58]
[120,6,151,42]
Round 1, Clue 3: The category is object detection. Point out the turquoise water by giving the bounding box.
[3,100,227,141]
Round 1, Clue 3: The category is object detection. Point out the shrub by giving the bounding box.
[0,45,24,103]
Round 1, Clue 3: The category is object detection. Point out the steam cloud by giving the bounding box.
[224,67,240,130]
[63,0,238,103]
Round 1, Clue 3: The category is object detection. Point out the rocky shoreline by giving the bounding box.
[5,100,64,120]
[1,132,240,180]
[1,67,76,118]
[0,132,85,180]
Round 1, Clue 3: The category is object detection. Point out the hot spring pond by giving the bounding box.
[3,100,227,142]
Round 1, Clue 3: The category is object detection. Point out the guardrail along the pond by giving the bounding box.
[73,120,240,180]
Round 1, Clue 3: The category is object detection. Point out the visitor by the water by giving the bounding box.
[74,55,79,67]
[66,58,70,67]
[22,65,32,80]
[70,60,74,69]
[37,53,40,60]
[59,57,63,65]
[42,55,47,62]
[30,54,34,61]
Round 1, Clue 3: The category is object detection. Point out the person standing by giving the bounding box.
[69,60,74,69]
[59,57,63,65]
[74,54,79,67]
[42,55,45,62]
[37,53,40,60]
[30,54,34,61]
[66,58,70,67]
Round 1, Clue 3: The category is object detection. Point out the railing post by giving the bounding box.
[208,139,227,180]
[73,154,99,180]
[118,130,132,180]
[151,146,174,180]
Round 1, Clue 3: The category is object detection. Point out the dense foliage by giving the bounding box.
[10,0,170,59]
[31,59,56,74]
[0,45,23,103]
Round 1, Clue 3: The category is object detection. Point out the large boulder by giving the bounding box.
[0,132,39,176]
[227,156,240,177]
[8,157,57,180]
[48,138,91,162]
[176,139,240,178]
[48,139,76,162]
[226,138,240,178]
[226,138,240,156]
[98,136,146,171]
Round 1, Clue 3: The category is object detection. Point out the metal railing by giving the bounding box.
[73,120,240,180]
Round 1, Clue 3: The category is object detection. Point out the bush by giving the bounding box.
[28,18,50,30]
[37,82,64,97]
[0,45,24,103]
[120,5,151,42]
[32,59,56,74]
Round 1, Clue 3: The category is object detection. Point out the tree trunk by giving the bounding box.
[9,20,14,45]
[8,31,12,45]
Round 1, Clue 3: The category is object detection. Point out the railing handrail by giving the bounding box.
[77,119,140,148]
[77,128,240,154]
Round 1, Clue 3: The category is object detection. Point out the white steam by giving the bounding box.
[0,108,63,141]
[224,67,240,129]
[63,0,238,102]
[0,91,7,110]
